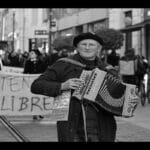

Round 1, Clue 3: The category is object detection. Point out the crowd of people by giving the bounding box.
[101,48,149,91]
[0,48,75,71]
[1,45,148,87]
[0,47,76,121]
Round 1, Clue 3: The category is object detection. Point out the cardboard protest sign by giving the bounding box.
[119,60,135,75]
[0,72,70,121]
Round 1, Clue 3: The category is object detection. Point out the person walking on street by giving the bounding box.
[24,49,45,120]
[120,48,147,90]
[107,50,120,67]
[24,49,45,74]
[31,32,137,142]
[8,51,20,67]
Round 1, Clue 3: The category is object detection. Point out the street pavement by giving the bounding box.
[0,116,58,142]
[1,99,150,142]
[116,99,150,142]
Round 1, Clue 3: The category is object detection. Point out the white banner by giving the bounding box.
[0,72,70,121]
[2,66,24,74]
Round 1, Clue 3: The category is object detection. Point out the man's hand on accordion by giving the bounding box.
[129,92,139,115]
[61,78,85,90]
[105,65,120,78]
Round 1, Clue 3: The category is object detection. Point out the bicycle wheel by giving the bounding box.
[147,80,150,103]
[147,92,150,104]
[140,83,146,106]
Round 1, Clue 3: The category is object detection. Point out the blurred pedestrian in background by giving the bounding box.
[120,48,148,89]
[23,49,45,121]
[23,49,45,74]
[107,50,120,67]
[8,51,20,67]
[44,48,70,68]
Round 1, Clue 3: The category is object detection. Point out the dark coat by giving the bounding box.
[31,53,117,142]
[107,52,120,67]
[8,53,20,67]
[24,59,45,74]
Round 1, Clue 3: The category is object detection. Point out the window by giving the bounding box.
[93,19,108,32]
[144,8,150,21]
[76,25,83,35]
[124,11,132,27]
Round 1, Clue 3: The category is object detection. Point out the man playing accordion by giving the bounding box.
[31,32,139,142]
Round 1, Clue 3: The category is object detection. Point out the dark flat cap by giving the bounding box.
[73,32,104,47]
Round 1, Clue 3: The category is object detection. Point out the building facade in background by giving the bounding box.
[51,8,109,38]
[0,8,150,63]
[109,8,144,57]
[51,8,150,61]
[0,8,48,53]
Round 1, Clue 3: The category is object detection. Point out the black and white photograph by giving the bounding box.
[0,8,149,142]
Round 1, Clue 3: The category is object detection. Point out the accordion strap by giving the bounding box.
[57,57,86,68]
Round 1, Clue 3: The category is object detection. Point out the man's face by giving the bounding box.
[76,39,102,60]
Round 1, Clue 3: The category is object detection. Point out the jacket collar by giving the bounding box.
[72,53,107,70]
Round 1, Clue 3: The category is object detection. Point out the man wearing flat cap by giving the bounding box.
[31,32,117,142]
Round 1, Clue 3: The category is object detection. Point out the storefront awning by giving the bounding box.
[120,21,150,33]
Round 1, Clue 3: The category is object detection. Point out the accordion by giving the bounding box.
[73,68,138,117]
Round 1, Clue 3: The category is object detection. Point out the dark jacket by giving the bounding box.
[31,53,117,142]
[107,51,120,67]
[8,53,20,67]
[24,59,45,74]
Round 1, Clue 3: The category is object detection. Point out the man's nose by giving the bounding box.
[85,44,90,49]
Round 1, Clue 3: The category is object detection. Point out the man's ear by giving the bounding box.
[97,49,100,58]
[97,44,102,57]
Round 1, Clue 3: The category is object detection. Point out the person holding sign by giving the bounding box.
[24,49,46,121]
[31,32,138,142]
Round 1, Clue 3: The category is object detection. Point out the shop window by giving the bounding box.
[124,11,132,27]
[93,19,108,32]
[76,25,83,34]
[144,8,150,21]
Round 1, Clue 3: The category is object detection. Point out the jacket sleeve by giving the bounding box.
[31,61,68,97]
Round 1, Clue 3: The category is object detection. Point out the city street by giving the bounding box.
[0,99,150,142]
[1,8,150,143]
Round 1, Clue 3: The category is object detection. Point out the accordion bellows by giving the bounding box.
[73,68,138,117]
